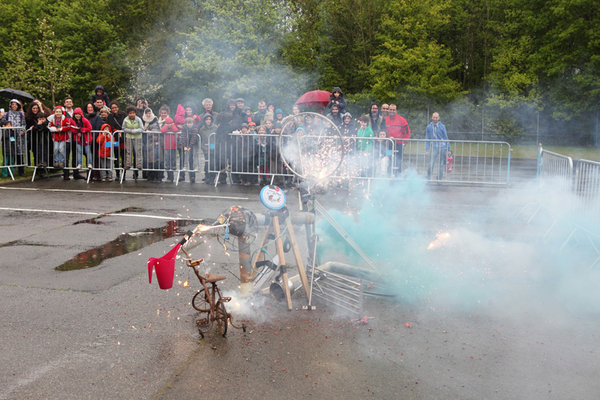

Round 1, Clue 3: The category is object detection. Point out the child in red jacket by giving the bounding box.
[48,106,73,169]
[71,107,93,170]
[160,115,180,182]
[96,123,113,181]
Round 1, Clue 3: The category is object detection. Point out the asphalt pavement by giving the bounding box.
[1,169,599,400]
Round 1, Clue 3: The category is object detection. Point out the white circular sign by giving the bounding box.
[259,185,286,210]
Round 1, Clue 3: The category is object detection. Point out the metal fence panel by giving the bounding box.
[574,159,600,218]
[208,133,512,186]
[537,146,573,189]
[1,126,28,180]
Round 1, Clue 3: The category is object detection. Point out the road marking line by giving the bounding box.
[0,186,249,200]
[0,207,199,220]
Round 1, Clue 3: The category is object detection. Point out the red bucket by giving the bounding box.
[147,243,182,290]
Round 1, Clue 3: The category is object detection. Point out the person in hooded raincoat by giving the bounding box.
[90,85,110,105]
[327,87,347,115]
[70,107,93,179]
[160,107,180,183]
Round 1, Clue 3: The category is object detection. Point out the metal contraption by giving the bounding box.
[218,206,258,295]
[249,207,311,310]
[298,192,386,317]
[208,124,391,317]
[221,185,388,317]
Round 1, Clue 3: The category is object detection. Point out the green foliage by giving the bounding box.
[48,0,129,104]
[316,0,386,93]
[174,0,309,108]
[488,0,600,120]
[280,0,321,74]
[370,0,464,106]
[0,41,34,90]
[444,0,498,91]
[32,18,72,106]
[0,0,598,142]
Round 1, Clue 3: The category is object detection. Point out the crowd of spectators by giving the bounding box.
[0,85,449,184]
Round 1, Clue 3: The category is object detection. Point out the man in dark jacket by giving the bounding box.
[368,103,387,137]
[107,101,127,178]
[252,100,267,125]
[214,103,234,183]
[232,98,246,130]
[327,104,343,127]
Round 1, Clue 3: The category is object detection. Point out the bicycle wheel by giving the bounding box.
[192,288,210,312]
[215,301,228,337]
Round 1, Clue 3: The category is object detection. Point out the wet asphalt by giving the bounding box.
[1,166,599,400]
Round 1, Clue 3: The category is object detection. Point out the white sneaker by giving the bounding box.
[76,164,82,169]
[88,164,93,169]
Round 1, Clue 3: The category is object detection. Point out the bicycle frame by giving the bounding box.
[180,245,245,338]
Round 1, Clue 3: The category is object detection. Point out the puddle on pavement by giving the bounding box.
[55,219,204,271]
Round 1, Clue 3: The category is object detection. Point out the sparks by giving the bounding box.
[195,223,229,233]
[427,232,451,250]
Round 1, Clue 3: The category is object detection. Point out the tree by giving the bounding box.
[488,0,600,118]
[0,0,51,95]
[316,0,386,93]
[114,41,164,104]
[47,0,129,104]
[0,41,35,91]
[31,18,72,107]
[369,0,464,106]
[175,0,309,107]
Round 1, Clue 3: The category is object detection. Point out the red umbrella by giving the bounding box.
[295,90,331,108]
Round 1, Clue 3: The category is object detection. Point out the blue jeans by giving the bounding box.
[394,144,404,175]
[164,149,177,180]
[53,141,66,166]
[76,143,92,167]
[427,145,447,180]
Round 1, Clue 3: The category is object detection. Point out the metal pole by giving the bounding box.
[592,111,599,145]
[307,234,318,310]
[237,234,253,296]
[481,104,485,141]
[536,111,540,144]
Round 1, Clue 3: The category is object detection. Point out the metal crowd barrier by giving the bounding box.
[207,132,293,187]
[22,129,202,185]
[537,145,573,188]
[3,126,511,187]
[1,126,29,180]
[574,159,600,217]
[535,145,600,216]
[339,138,512,185]
[113,130,202,185]
[531,147,599,265]
[27,128,120,182]
[207,132,512,186]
